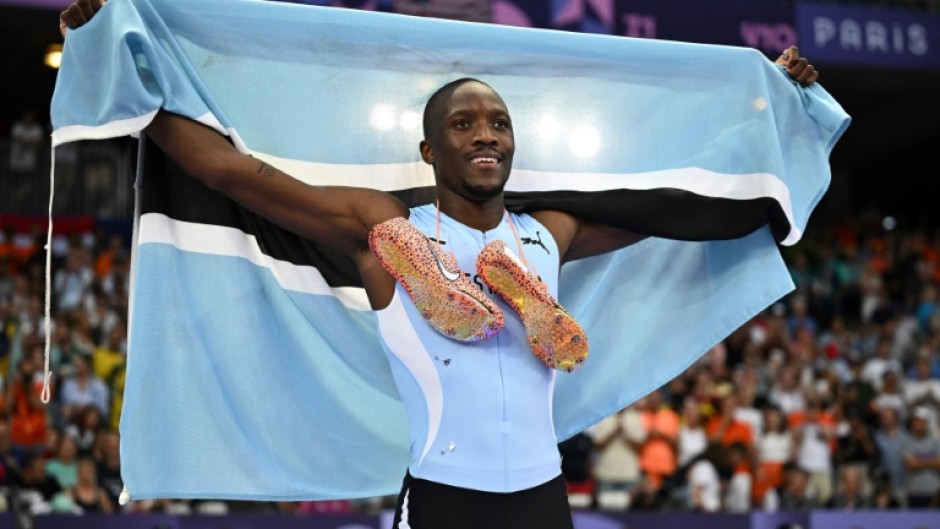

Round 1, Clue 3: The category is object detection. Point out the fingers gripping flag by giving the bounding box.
[51,0,848,500]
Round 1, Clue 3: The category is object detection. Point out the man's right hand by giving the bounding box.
[60,0,106,38]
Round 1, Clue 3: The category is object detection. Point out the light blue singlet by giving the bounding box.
[375,204,563,493]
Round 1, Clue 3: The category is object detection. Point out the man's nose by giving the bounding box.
[472,123,498,145]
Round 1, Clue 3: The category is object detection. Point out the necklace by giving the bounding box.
[435,200,537,279]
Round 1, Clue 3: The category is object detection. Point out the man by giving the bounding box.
[902,407,940,508]
[60,1,820,526]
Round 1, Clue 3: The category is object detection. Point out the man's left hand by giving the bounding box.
[775,45,819,87]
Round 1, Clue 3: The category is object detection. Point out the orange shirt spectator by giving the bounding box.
[638,391,679,487]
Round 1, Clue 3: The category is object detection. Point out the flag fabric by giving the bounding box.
[50,0,849,501]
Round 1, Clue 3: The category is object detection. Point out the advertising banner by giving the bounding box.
[796,3,940,69]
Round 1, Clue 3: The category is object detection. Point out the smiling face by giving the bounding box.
[420,81,515,202]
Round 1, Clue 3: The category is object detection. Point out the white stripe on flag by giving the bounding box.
[245,148,800,244]
[137,212,371,310]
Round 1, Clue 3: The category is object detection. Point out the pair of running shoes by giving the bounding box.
[369,217,588,372]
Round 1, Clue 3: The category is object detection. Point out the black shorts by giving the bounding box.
[391,472,574,529]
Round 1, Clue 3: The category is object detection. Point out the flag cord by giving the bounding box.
[41,145,55,404]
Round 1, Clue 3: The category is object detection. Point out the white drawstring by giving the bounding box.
[41,144,55,403]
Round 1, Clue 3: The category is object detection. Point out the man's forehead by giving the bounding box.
[444,83,508,113]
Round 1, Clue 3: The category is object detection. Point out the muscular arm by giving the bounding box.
[145,111,406,307]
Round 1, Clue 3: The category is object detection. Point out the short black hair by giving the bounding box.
[422,78,493,140]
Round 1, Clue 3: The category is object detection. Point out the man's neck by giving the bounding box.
[437,193,506,232]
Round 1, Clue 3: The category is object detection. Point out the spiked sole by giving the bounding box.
[477,240,588,371]
[369,217,504,341]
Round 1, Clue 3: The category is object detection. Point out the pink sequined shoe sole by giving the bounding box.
[477,240,588,371]
[369,217,504,341]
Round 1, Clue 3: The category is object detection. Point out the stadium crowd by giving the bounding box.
[0,212,939,516]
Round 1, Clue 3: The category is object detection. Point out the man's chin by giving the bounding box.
[463,179,507,200]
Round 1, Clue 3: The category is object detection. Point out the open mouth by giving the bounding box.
[469,152,503,169]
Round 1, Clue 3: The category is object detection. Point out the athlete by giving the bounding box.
[60,2,819,526]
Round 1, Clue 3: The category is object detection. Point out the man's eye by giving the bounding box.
[494,120,511,130]
[454,120,470,129]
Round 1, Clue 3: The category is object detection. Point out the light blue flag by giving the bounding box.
[51,0,848,501]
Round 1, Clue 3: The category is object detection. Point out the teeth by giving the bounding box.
[472,157,498,163]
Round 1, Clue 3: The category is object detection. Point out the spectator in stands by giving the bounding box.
[53,249,93,314]
[46,436,79,490]
[685,443,723,512]
[904,354,940,431]
[95,430,123,509]
[65,456,113,514]
[8,110,45,177]
[753,405,793,505]
[791,397,835,505]
[776,463,818,511]
[6,349,48,460]
[874,407,909,497]
[902,407,940,508]
[834,409,879,474]
[706,393,755,455]
[769,367,806,416]
[677,397,708,472]
[871,369,906,420]
[61,355,109,422]
[723,442,752,512]
[826,464,871,509]
[589,405,644,510]
[0,420,20,485]
[863,338,903,391]
[637,390,679,490]
[64,405,103,455]
[12,454,62,515]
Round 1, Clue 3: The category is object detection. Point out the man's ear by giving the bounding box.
[420,139,434,165]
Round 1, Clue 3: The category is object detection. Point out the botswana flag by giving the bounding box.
[51,0,848,501]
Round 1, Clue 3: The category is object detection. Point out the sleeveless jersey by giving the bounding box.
[375,204,562,493]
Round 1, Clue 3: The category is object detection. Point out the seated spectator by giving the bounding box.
[64,406,104,456]
[791,397,836,505]
[754,405,792,504]
[677,397,707,471]
[60,355,109,421]
[12,455,62,515]
[638,390,679,490]
[96,431,123,509]
[724,442,752,513]
[874,407,909,495]
[827,465,871,510]
[769,367,806,415]
[862,339,902,391]
[833,410,879,495]
[904,354,940,433]
[772,463,819,511]
[46,437,79,490]
[686,443,723,513]
[6,349,48,460]
[902,407,940,508]
[706,394,754,453]
[871,369,906,420]
[65,456,113,514]
[589,405,644,510]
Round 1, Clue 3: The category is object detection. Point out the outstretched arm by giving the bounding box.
[145,111,407,258]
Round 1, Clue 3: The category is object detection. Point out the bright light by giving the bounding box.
[44,44,63,69]
[882,216,897,231]
[400,110,421,131]
[569,126,600,158]
[537,115,562,141]
[369,104,397,131]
